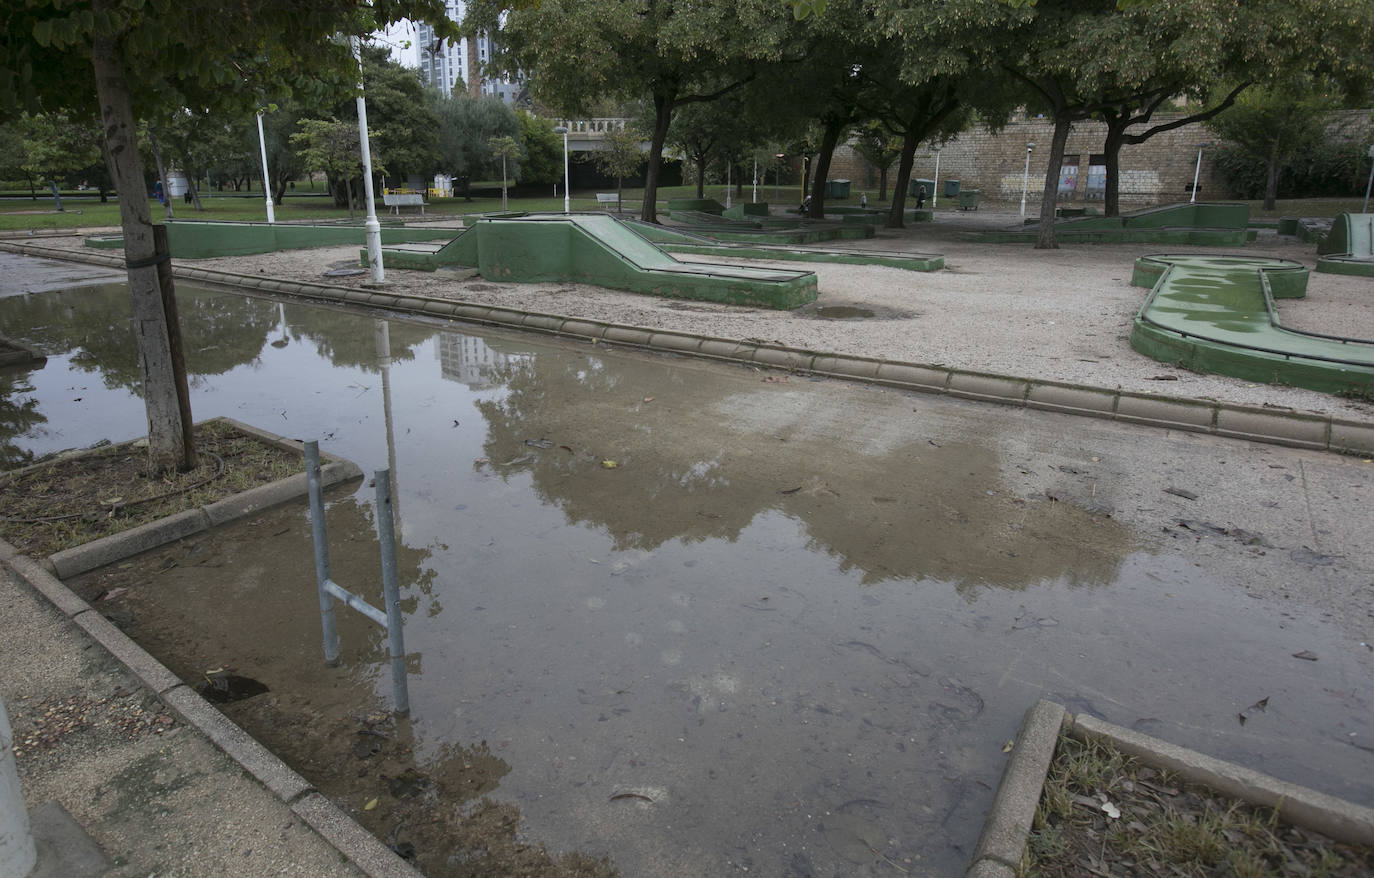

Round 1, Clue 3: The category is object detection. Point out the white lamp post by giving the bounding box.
[255,111,275,224]
[1020,142,1035,218]
[353,37,383,284]
[752,158,758,203]
[725,163,732,209]
[932,145,942,209]
[1363,144,1373,212]
[775,153,784,204]
[553,125,570,214]
[1191,142,1208,204]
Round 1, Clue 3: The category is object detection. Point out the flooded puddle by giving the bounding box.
[3,265,1372,875]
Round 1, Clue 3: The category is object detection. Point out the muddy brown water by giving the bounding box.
[4,276,1373,876]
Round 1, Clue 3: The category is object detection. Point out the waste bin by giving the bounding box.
[958,189,980,210]
[943,179,960,198]
[909,178,935,198]
[824,179,851,199]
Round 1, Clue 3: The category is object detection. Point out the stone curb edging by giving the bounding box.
[4,240,1373,456]
[0,418,415,877]
[964,699,1374,876]
[29,416,364,580]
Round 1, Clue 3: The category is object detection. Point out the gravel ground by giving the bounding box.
[41,208,1374,421]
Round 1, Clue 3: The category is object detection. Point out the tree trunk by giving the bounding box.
[1035,115,1071,249]
[1102,119,1127,217]
[640,91,675,224]
[92,27,192,473]
[188,177,204,211]
[1263,140,1279,211]
[808,120,843,220]
[695,154,706,198]
[887,128,918,229]
[148,129,174,220]
[878,166,888,203]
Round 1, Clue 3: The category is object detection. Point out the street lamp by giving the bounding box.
[553,125,570,214]
[353,37,384,284]
[1020,142,1035,218]
[1191,143,1209,204]
[775,153,784,205]
[932,145,942,209]
[255,111,275,224]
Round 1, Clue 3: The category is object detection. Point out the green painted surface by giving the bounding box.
[618,219,941,271]
[721,203,770,219]
[667,198,726,217]
[978,203,1252,245]
[157,220,455,258]
[1315,213,1374,276]
[82,235,124,249]
[1129,254,1374,394]
[371,214,815,309]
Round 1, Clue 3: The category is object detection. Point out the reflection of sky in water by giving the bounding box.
[4,281,1372,876]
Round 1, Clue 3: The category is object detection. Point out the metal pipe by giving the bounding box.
[323,581,388,627]
[1191,143,1206,204]
[1363,144,1374,213]
[1020,143,1034,218]
[305,441,340,666]
[933,146,941,209]
[553,126,570,214]
[354,37,384,284]
[0,698,36,878]
[255,112,275,224]
[374,469,410,717]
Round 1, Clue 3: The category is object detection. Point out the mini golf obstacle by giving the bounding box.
[83,219,456,258]
[976,202,1255,245]
[1130,254,1374,395]
[366,213,818,310]
[620,218,945,272]
[1315,213,1374,277]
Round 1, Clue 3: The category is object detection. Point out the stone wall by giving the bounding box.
[826,110,1372,206]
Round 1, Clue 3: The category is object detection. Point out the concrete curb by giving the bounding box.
[4,239,1373,457]
[34,416,362,579]
[966,700,1374,875]
[0,437,418,878]
[191,270,1374,457]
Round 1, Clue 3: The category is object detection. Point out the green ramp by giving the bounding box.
[365,228,477,271]
[974,202,1252,245]
[620,218,943,272]
[416,214,816,310]
[1315,213,1374,277]
[159,220,456,258]
[1130,253,1374,395]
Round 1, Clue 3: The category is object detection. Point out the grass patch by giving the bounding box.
[0,419,303,557]
[1022,735,1374,877]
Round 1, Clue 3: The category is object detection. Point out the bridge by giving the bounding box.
[556,118,637,153]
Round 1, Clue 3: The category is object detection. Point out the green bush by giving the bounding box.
[1215,139,1373,199]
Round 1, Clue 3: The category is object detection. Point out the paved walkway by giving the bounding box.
[0,560,375,877]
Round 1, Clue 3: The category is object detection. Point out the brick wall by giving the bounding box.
[826,110,1372,205]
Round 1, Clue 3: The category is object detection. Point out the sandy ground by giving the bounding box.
[42,208,1374,421]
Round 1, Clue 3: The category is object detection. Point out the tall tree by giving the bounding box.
[429,91,521,199]
[1,0,454,472]
[592,125,646,209]
[469,0,794,223]
[1207,81,1338,211]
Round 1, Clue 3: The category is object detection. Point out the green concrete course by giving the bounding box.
[369,214,817,310]
[619,218,944,272]
[83,220,456,258]
[975,202,1253,245]
[1315,213,1374,277]
[1130,253,1374,395]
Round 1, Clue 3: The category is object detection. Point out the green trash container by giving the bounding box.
[825,179,851,199]
[909,178,935,198]
[943,179,960,198]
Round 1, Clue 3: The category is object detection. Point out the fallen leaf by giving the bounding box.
[1291,650,1318,661]
[1101,801,1120,820]
[1001,739,1014,753]
[643,396,655,403]
[601,460,618,469]
[778,486,802,495]
[364,798,379,811]
[1164,487,1198,501]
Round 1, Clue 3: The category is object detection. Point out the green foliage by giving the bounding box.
[430,92,521,180]
[516,111,562,185]
[15,111,102,184]
[593,126,647,182]
[1206,81,1341,207]
[1213,128,1373,199]
[290,118,367,184]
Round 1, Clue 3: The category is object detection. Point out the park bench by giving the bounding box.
[596,193,621,209]
[382,192,425,216]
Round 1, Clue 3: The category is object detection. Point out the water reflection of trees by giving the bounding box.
[284,303,431,372]
[475,352,1132,594]
[0,284,280,390]
[0,368,46,470]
